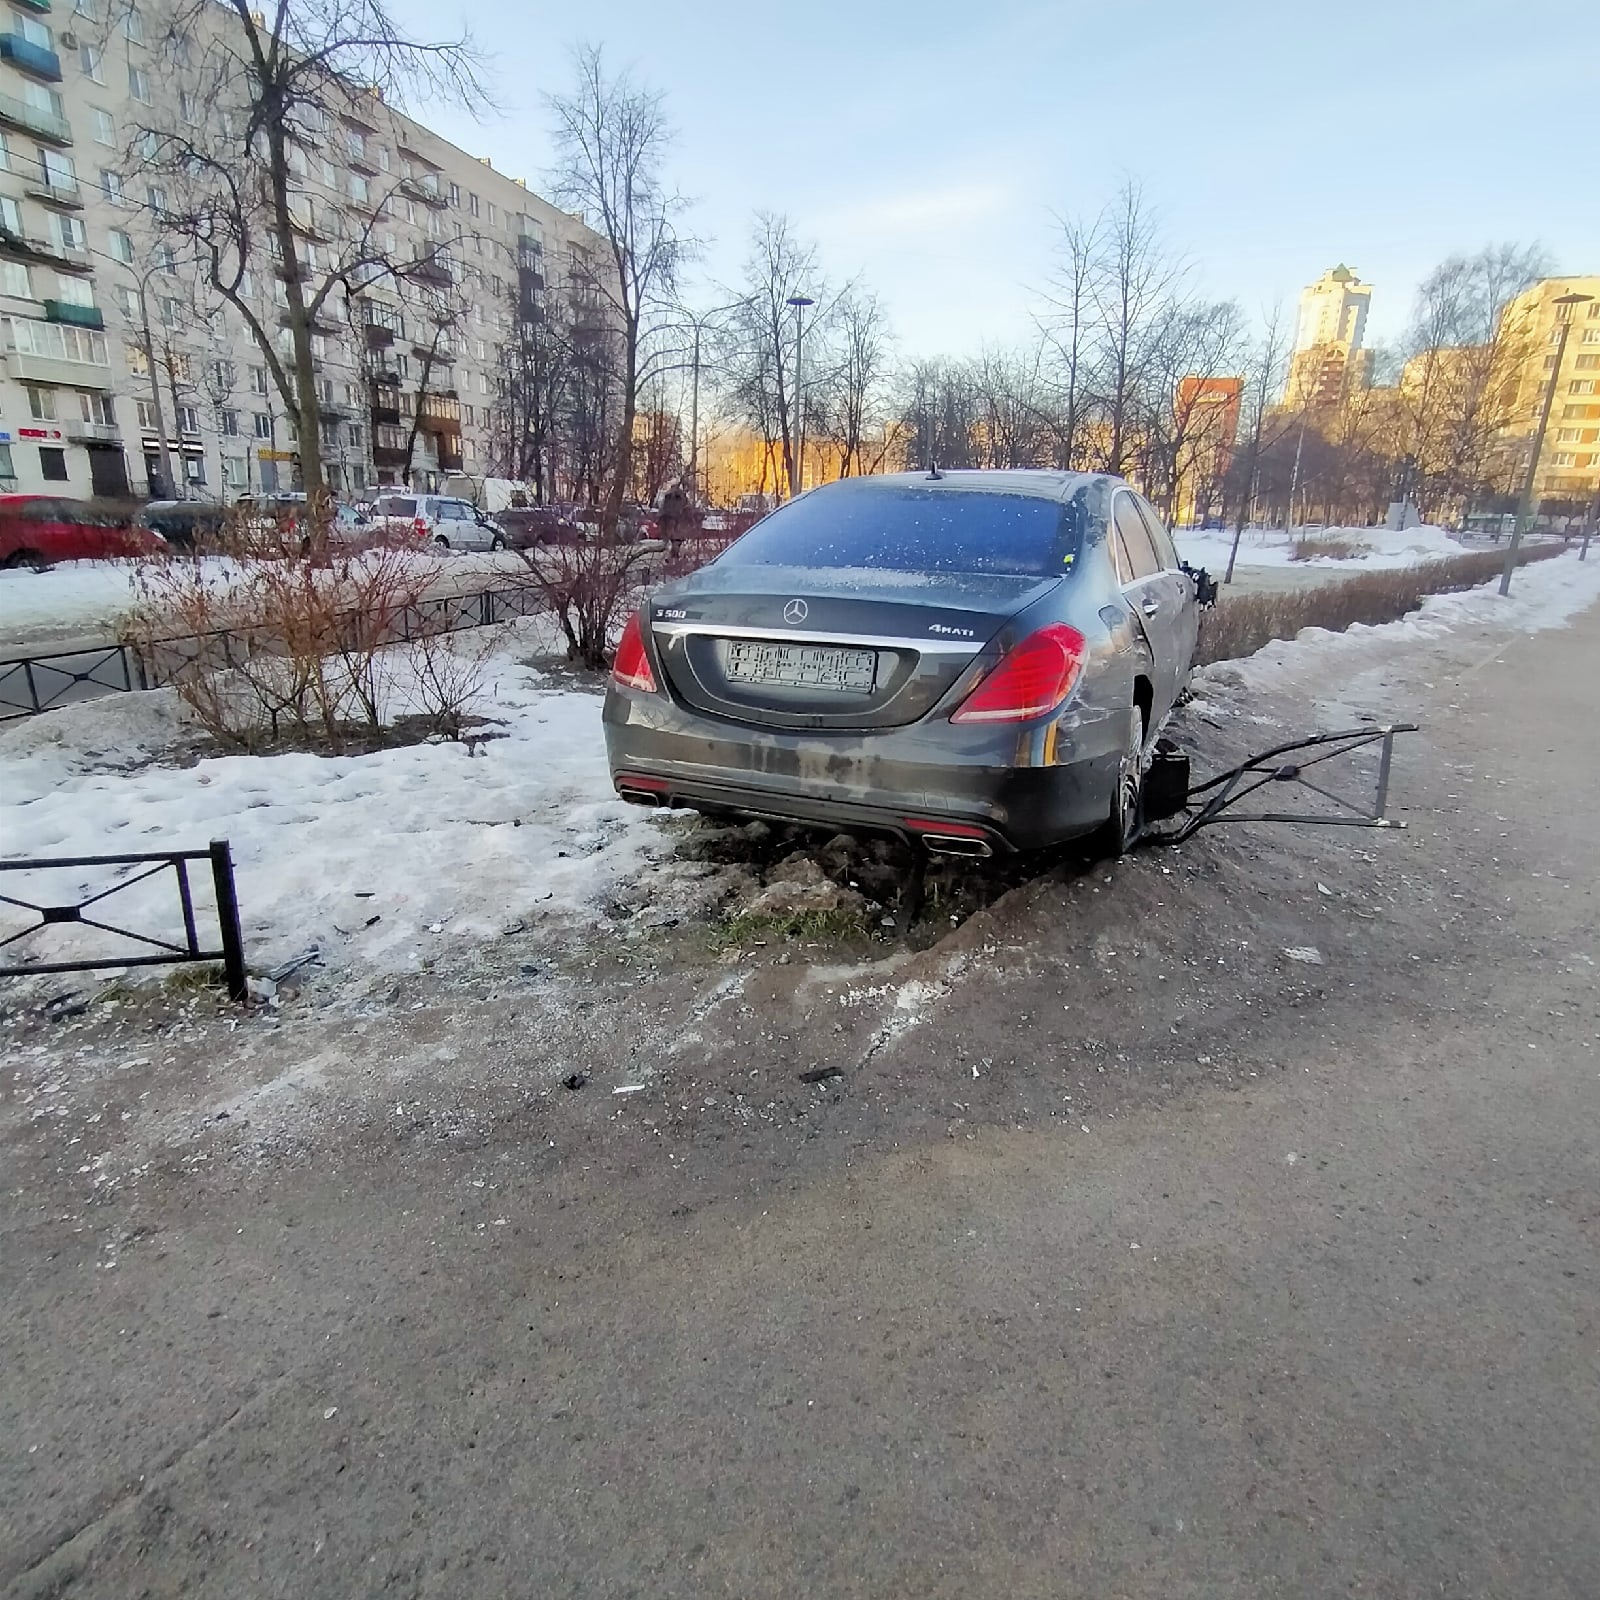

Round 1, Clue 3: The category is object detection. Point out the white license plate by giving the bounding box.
[725,641,877,692]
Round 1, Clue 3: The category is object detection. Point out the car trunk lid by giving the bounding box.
[648,566,1060,730]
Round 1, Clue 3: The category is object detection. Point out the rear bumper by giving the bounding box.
[603,687,1123,852]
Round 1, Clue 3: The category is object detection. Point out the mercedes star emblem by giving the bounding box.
[783,599,809,624]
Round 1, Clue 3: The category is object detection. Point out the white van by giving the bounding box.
[372,494,506,552]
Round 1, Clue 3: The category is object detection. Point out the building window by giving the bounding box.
[128,66,151,103]
[55,275,95,310]
[26,386,57,421]
[1574,354,1600,371]
[448,180,460,207]
[1551,452,1576,467]
[113,285,136,321]
[346,423,363,449]
[0,260,31,298]
[349,171,369,204]
[254,412,272,438]
[1556,428,1580,443]
[108,228,134,263]
[1571,380,1597,395]
[177,404,200,433]
[179,91,198,125]
[184,455,206,485]
[100,169,124,204]
[221,409,239,436]
[90,108,116,146]
[210,359,234,391]
[52,213,86,251]
[80,44,105,84]
[0,443,13,479]
[39,446,69,482]
[250,365,268,395]
[223,455,246,490]
[126,342,149,377]
[136,398,155,429]
[123,5,144,42]
[159,295,179,326]
[469,192,480,217]
[1583,329,1600,344]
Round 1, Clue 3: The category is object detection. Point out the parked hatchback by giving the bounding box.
[0,495,162,569]
[605,470,1202,855]
[372,494,506,552]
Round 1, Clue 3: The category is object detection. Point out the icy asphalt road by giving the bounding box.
[3,597,1598,1598]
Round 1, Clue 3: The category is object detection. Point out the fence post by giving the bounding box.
[209,839,249,1002]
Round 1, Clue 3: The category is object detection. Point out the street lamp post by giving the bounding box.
[786,293,814,500]
[1500,290,1593,595]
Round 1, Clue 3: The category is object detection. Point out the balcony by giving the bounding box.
[418,393,460,432]
[66,420,122,445]
[0,89,70,143]
[23,171,80,208]
[370,383,402,427]
[5,348,111,389]
[409,253,452,285]
[0,225,90,272]
[372,443,407,467]
[0,34,62,82]
[42,298,103,328]
[14,0,51,11]
[435,435,463,471]
[398,173,446,207]
[364,320,395,347]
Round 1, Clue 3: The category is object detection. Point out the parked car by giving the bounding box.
[230,494,373,552]
[0,495,163,569]
[604,470,1203,856]
[370,493,506,551]
[494,504,588,550]
[135,500,229,550]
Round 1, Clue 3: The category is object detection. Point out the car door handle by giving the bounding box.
[1141,599,1161,618]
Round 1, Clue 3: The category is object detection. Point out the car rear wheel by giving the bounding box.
[2,548,48,572]
[1103,704,1145,856]
[490,535,505,551]
[434,535,450,551]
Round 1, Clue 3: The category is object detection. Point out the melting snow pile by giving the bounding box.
[1175,523,1465,571]
[0,643,669,979]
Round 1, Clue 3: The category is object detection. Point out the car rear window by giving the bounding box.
[379,496,417,516]
[715,486,1081,576]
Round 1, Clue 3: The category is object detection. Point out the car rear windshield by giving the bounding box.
[379,496,417,516]
[716,486,1081,576]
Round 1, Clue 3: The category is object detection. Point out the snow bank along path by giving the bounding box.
[1175,522,1465,573]
[1,553,1597,984]
[0,646,666,979]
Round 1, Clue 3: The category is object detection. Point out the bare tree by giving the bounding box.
[547,45,687,530]
[1038,212,1100,468]
[811,288,893,478]
[1222,305,1292,583]
[128,2,486,496]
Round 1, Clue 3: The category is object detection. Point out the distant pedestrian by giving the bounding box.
[658,482,693,548]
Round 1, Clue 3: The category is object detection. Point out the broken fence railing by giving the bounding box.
[1147,724,1419,845]
[0,839,248,1001]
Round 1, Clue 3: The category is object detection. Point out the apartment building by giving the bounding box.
[1497,274,1600,505]
[0,0,605,502]
[1284,264,1373,411]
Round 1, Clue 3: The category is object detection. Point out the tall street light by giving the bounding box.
[786,293,814,500]
[1500,289,1593,595]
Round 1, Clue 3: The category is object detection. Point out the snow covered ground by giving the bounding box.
[2,552,1597,990]
[0,626,670,982]
[1174,523,1466,572]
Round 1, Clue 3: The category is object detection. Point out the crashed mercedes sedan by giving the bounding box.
[603,469,1202,856]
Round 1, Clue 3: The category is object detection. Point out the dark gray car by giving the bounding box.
[603,470,1200,855]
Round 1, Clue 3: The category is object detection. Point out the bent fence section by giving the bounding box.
[0,840,248,1001]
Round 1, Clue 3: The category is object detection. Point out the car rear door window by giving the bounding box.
[716,485,1082,576]
[1113,496,1161,581]
[1135,497,1179,570]
[381,496,417,517]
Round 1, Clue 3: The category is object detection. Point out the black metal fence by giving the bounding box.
[0,582,547,721]
[0,839,248,1000]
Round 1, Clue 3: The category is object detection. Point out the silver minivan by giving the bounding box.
[373,494,506,552]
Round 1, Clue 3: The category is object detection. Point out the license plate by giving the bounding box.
[725,640,877,693]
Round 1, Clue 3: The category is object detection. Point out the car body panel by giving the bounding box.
[604,470,1199,851]
[0,495,159,566]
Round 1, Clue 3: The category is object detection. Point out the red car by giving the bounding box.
[0,495,163,569]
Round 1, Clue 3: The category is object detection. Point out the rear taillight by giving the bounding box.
[611,612,657,693]
[949,623,1087,724]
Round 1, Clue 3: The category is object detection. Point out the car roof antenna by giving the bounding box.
[927,459,943,480]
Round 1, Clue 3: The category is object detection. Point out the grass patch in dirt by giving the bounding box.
[1198,543,1565,665]
[716,906,872,950]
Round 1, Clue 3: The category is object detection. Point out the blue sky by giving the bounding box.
[395,0,1599,356]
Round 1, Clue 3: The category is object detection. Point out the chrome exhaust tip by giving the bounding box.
[617,785,668,807]
[920,833,994,860]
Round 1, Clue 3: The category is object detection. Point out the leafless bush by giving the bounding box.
[1198,545,1566,665]
[511,538,653,669]
[123,501,493,749]
[1290,536,1361,562]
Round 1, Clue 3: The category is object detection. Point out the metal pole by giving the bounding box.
[137,274,179,502]
[689,319,701,498]
[1580,490,1598,562]
[793,300,806,499]
[1501,292,1592,596]
[209,839,249,1002]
